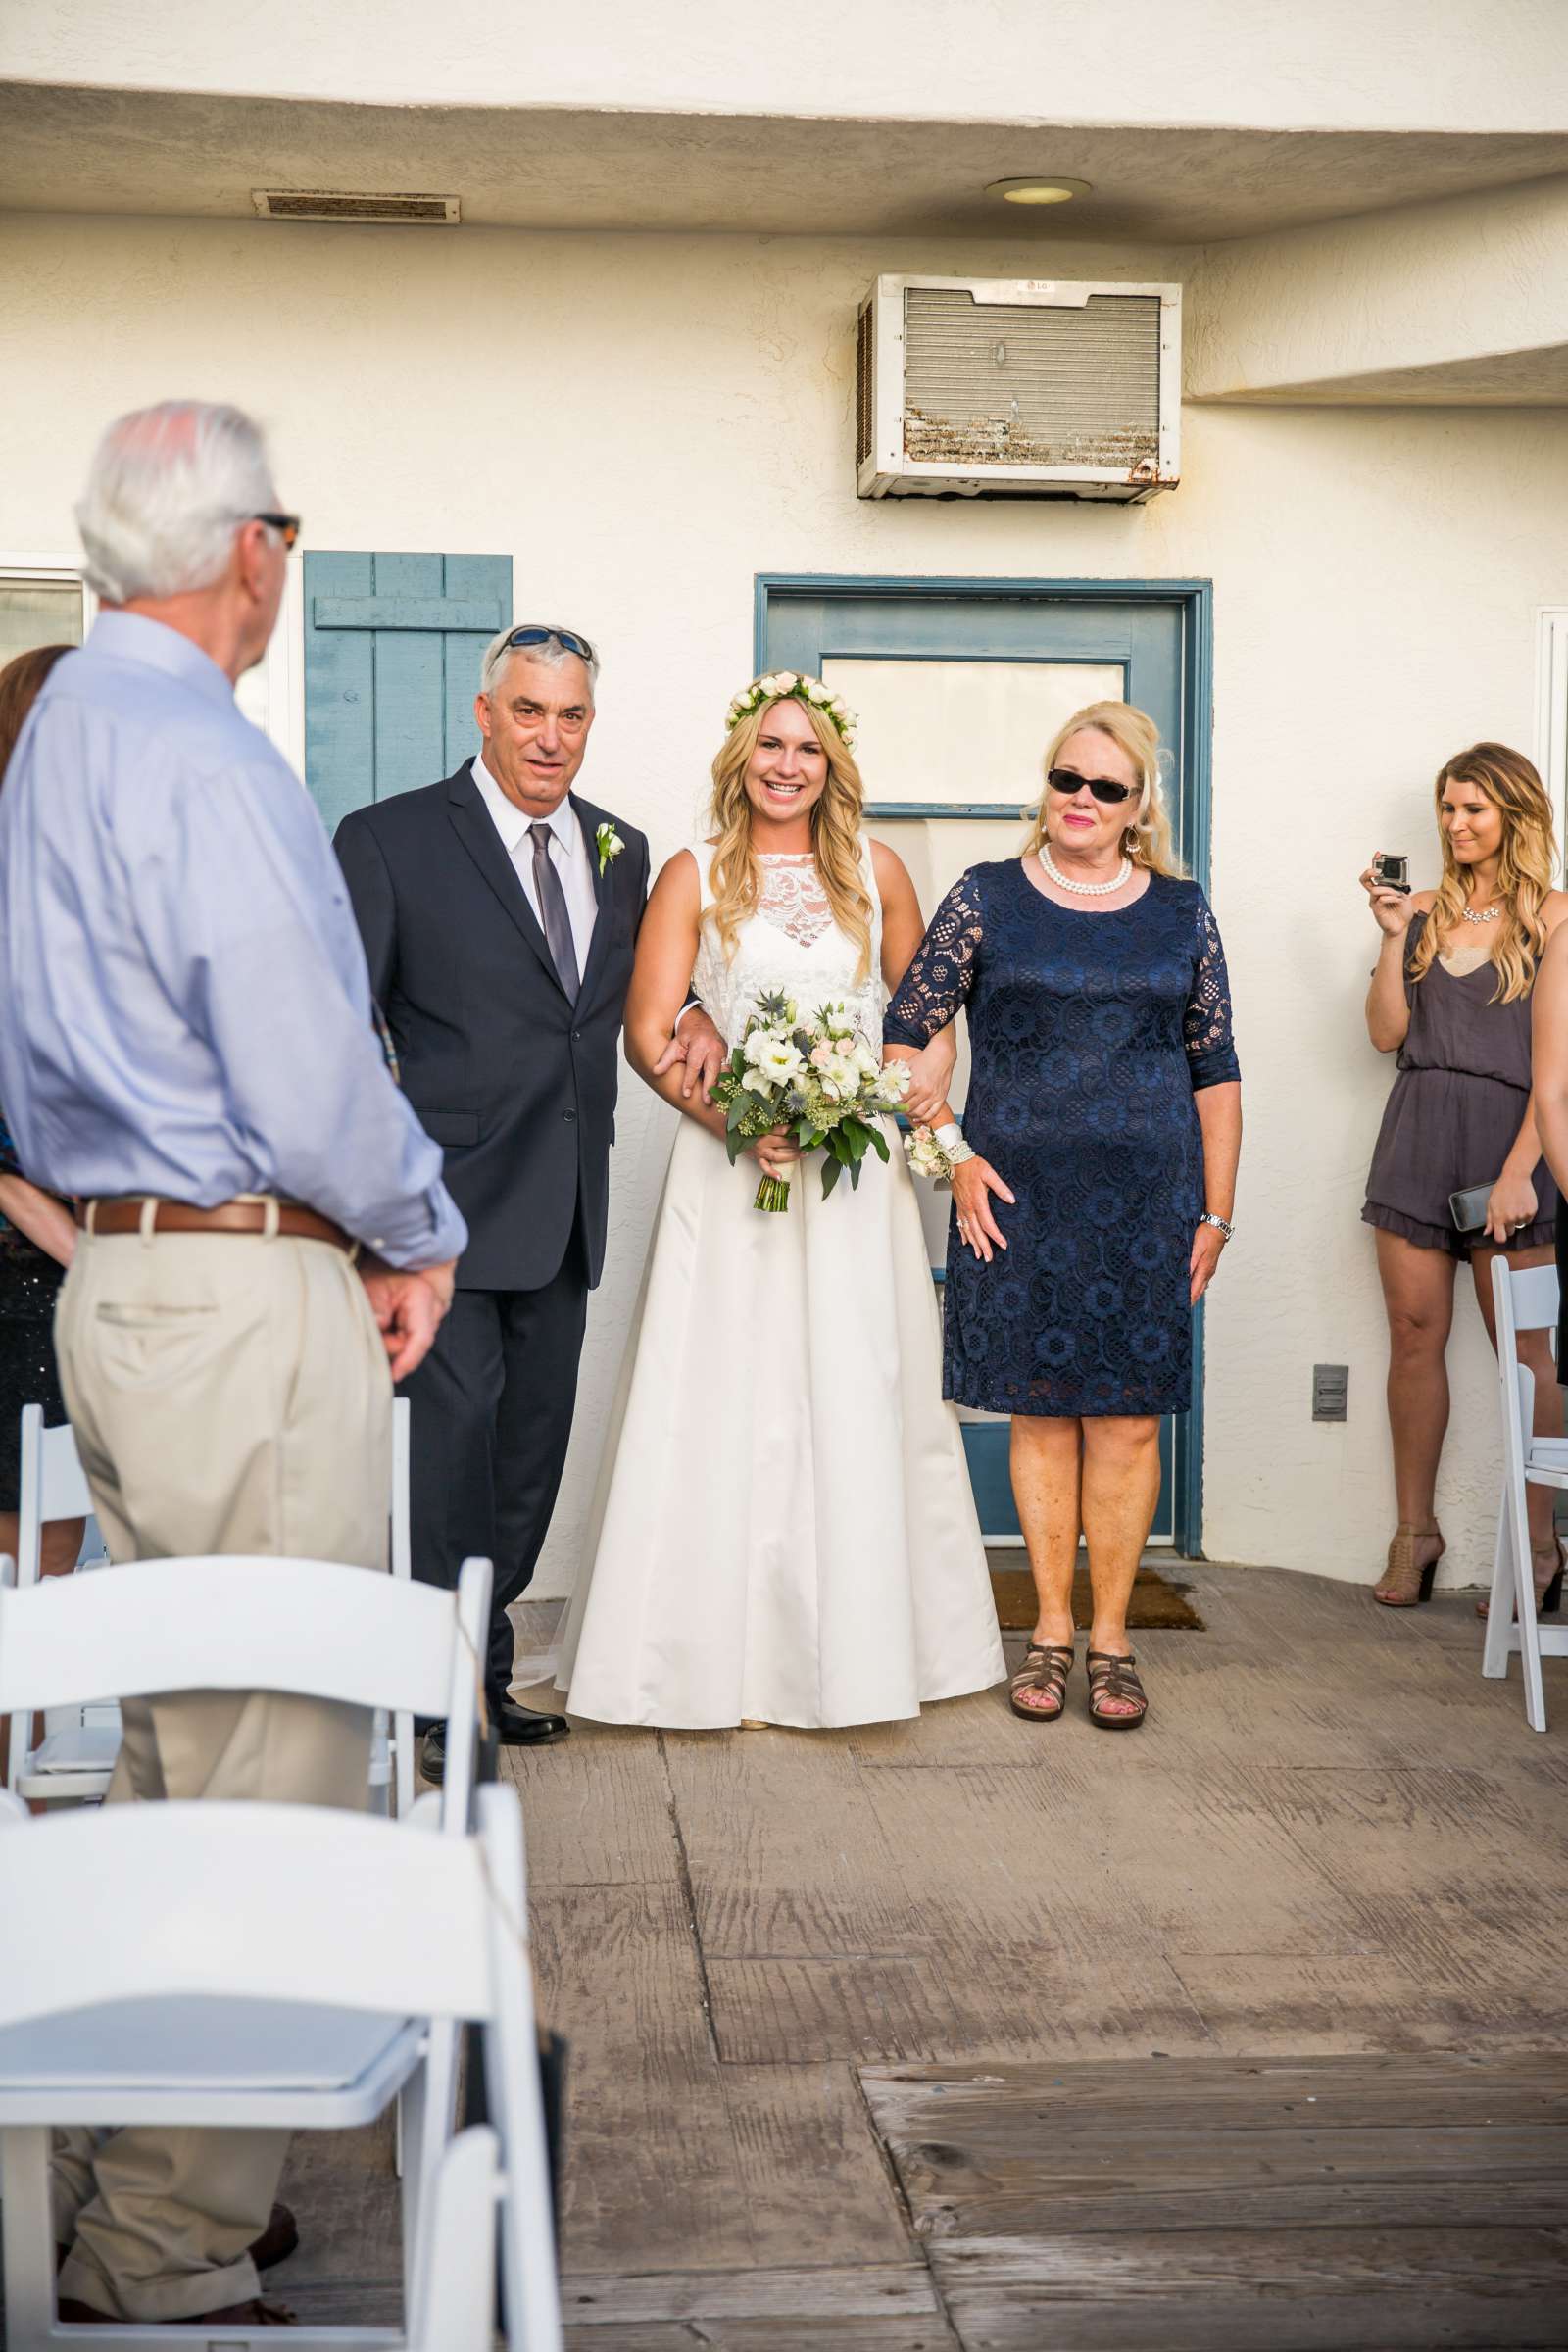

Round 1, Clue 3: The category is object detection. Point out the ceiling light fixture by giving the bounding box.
[987,177,1092,206]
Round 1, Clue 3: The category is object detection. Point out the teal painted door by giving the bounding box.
[303,553,513,831]
[758,577,1211,1553]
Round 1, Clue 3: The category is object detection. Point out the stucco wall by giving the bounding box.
[4,209,1566,1595]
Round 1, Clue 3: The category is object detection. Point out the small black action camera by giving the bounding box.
[1372,853,1411,895]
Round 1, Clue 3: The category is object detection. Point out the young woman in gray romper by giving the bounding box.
[1361,743,1568,1611]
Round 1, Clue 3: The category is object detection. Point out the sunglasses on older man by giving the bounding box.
[253,512,302,550]
[1046,765,1137,807]
[498,624,597,664]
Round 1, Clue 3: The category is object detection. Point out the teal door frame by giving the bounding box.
[755,573,1215,1558]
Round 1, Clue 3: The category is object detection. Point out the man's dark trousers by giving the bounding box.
[401,1216,588,1700]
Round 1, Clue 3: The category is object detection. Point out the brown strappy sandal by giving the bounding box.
[1085,1648,1148,1731]
[1008,1642,1074,1722]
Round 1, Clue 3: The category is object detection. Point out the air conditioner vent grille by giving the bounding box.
[855,300,875,470]
[903,288,1159,471]
[252,190,460,224]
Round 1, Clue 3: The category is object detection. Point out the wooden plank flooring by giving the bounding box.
[261,1563,1568,2349]
[862,2055,1568,2347]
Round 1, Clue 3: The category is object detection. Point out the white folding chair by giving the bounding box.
[0,1783,562,2352]
[1483,1256,1568,1732]
[5,1396,416,1811]
[4,1406,117,1803]
[0,1549,490,2229]
[408,2126,501,2352]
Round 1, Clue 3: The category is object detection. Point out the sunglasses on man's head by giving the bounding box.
[499,624,596,665]
[1046,765,1136,807]
[253,513,302,550]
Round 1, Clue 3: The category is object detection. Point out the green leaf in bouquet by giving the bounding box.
[820,1152,844,1198]
[867,1124,891,1164]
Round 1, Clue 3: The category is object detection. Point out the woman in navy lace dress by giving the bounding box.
[884,702,1241,1732]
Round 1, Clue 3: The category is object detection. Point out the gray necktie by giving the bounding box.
[529,821,580,1000]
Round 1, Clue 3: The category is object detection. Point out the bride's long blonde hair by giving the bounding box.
[705,688,874,983]
[1407,742,1555,1004]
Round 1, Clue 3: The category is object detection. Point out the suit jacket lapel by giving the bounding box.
[445,763,564,996]
[572,795,618,1006]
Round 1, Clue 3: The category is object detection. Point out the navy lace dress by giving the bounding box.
[884,862,1240,1418]
[0,1102,70,1501]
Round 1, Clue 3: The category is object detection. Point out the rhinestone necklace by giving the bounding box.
[1040,844,1132,898]
[1459,903,1501,925]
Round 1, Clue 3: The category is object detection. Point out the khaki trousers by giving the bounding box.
[49,1224,391,2323]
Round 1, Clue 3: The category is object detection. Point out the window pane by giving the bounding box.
[821,657,1124,810]
[0,580,84,671]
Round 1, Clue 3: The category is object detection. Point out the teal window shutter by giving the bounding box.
[303,552,513,832]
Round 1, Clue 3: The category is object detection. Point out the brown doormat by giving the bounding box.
[988,1555,1205,1632]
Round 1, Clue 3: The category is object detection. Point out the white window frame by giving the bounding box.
[0,549,307,782]
[1538,606,1568,875]
[0,552,97,643]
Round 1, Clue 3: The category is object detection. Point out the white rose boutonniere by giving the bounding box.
[596,821,625,877]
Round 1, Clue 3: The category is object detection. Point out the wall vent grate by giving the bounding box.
[252,190,461,224]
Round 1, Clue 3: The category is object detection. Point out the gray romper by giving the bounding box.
[1362,911,1557,1258]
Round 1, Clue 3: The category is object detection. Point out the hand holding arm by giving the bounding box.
[650,1004,728,1105]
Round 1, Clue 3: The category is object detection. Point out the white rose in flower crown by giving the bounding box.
[773,671,798,694]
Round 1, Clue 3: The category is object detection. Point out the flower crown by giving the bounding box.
[724,671,858,751]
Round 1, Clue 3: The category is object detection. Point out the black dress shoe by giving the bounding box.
[420,1704,569,1785]
[492,1695,570,1746]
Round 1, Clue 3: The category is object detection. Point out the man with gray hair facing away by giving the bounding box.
[0,401,467,2328]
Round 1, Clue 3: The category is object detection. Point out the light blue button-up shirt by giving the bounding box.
[0,611,467,1269]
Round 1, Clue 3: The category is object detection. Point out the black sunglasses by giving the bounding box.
[253,512,301,550]
[1046,765,1136,807]
[499,623,596,665]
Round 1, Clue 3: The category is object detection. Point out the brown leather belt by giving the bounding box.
[76,1199,354,1250]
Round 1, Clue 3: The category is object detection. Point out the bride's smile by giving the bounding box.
[746,701,829,841]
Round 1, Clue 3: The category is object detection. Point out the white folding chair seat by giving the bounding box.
[1483,1256,1568,1732]
[0,1786,560,2352]
[5,1396,416,1812]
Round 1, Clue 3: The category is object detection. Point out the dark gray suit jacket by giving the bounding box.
[334,764,650,1292]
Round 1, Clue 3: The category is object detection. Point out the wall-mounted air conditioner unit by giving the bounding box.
[856,275,1180,503]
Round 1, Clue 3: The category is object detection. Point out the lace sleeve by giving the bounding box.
[883,868,984,1046]
[1185,893,1241,1090]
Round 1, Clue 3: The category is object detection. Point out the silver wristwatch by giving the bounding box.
[1198,1211,1235,1242]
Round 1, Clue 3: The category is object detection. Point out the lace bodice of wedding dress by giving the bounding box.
[690,843,886,1049]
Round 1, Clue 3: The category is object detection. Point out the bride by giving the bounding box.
[557,672,1005,1729]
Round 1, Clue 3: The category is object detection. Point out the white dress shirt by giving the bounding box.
[471,753,599,976]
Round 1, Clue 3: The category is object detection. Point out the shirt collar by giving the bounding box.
[85,610,239,711]
[471,754,580,858]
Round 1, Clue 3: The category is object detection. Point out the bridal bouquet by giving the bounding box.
[712,991,911,1212]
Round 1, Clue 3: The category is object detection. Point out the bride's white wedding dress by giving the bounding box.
[557,838,1005,1730]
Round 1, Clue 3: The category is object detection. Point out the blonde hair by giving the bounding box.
[1022,699,1186,878]
[1408,742,1555,1004]
[705,686,874,982]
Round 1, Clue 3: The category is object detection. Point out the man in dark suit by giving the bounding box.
[335,623,722,1776]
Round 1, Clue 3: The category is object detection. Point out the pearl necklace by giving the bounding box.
[1460,903,1500,925]
[1040,844,1132,898]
